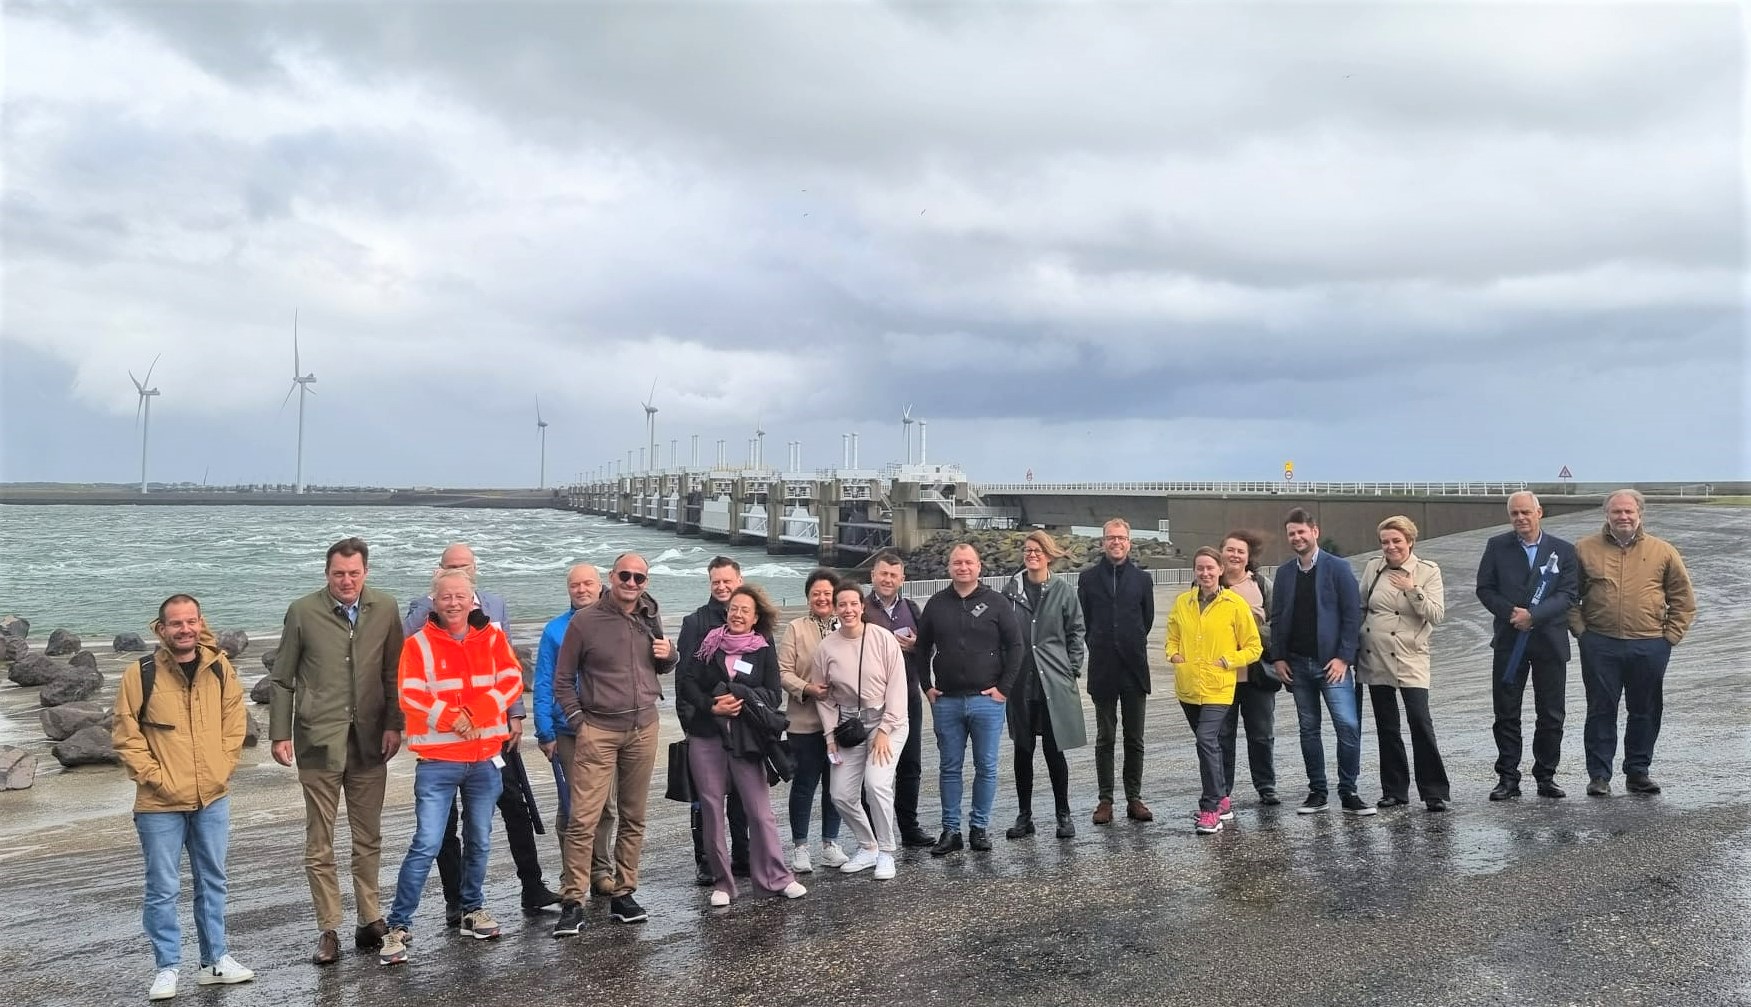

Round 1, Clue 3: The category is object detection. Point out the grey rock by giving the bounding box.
[260,647,278,671]
[40,666,103,707]
[41,701,111,741]
[0,615,28,639]
[44,628,82,657]
[52,725,119,767]
[244,711,261,748]
[217,630,249,658]
[8,653,60,687]
[1,634,27,665]
[250,676,273,705]
[515,644,535,681]
[68,650,98,672]
[113,632,149,652]
[0,746,36,790]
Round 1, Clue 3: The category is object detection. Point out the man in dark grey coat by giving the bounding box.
[1077,518,1156,824]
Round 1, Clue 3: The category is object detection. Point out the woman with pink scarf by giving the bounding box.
[676,584,807,908]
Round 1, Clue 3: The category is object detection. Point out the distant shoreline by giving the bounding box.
[0,487,568,509]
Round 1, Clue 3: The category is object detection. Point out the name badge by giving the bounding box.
[732,659,753,677]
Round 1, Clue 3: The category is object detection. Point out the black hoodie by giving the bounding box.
[915,582,1023,697]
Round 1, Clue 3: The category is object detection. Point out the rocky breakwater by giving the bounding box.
[899,529,1186,581]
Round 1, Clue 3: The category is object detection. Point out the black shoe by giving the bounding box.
[900,828,937,848]
[1536,780,1567,799]
[353,919,386,950]
[694,864,715,887]
[967,827,992,851]
[551,901,585,938]
[521,883,560,912]
[1489,779,1521,801]
[445,904,461,928]
[930,830,963,857]
[1055,813,1076,839]
[1340,793,1377,816]
[1376,796,1409,809]
[1425,797,1449,812]
[1625,773,1661,795]
[608,895,647,924]
[1004,814,1035,840]
[1258,790,1281,806]
[1587,777,1611,797]
[1296,793,1328,815]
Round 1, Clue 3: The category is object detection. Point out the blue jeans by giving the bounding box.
[135,796,231,969]
[388,759,502,929]
[786,732,841,844]
[933,693,1006,831]
[1579,632,1673,781]
[1286,656,1362,797]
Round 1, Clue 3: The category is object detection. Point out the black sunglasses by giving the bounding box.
[615,570,649,585]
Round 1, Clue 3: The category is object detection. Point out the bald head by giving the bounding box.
[567,564,602,609]
[439,543,478,584]
[1507,491,1543,543]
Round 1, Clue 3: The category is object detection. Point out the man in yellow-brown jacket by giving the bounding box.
[1570,489,1696,798]
[113,594,254,1001]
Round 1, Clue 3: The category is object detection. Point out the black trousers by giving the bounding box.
[439,750,544,907]
[1491,645,1567,784]
[1368,684,1450,802]
[1013,698,1071,817]
[1094,692,1148,802]
[894,681,925,834]
[1218,681,1277,796]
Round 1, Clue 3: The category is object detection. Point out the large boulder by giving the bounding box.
[67,650,98,672]
[1,635,27,665]
[217,630,249,658]
[44,629,82,657]
[41,701,112,741]
[250,676,274,705]
[52,725,119,767]
[260,647,278,671]
[244,712,261,748]
[0,747,37,790]
[40,666,103,707]
[8,653,60,687]
[515,644,535,682]
[113,632,149,653]
[0,615,28,639]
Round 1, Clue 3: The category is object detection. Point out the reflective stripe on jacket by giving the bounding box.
[399,612,523,762]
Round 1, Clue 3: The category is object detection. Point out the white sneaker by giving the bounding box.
[817,841,850,868]
[789,844,813,874]
[873,853,897,880]
[196,955,255,986]
[840,847,880,874]
[149,968,178,1001]
[781,881,808,899]
[708,889,730,908]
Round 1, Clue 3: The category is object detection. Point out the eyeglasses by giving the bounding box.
[1103,535,1129,542]
[615,570,649,585]
[1021,548,1045,556]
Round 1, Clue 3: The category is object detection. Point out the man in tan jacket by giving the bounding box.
[268,537,405,964]
[1570,489,1697,797]
[113,594,254,1001]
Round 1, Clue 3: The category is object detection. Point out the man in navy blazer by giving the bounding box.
[1475,492,1580,800]
[1269,508,1371,815]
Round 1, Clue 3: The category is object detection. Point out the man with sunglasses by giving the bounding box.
[403,543,559,918]
[551,553,676,935]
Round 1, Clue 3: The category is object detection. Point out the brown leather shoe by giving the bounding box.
[353,918,386,950]
[1126,799,1154,822]
[1091,799,1114,825]
[311,929,340,965]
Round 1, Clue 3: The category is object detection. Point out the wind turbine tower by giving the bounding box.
[535,398,549,488]
[642,380,658,473]
[129,355,162,494]
[280,311,318,493]
[902,404,915,466]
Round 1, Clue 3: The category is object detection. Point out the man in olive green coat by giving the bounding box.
[268,537,405,966]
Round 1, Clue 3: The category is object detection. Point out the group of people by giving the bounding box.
[112,488,1696,998]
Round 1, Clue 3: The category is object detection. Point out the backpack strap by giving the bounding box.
[136,653,225,728]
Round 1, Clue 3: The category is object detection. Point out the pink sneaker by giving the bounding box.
[1217,796,1235,821]
[1194,810,1223,835]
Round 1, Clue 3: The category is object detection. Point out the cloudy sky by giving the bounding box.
[1,1,1745,488]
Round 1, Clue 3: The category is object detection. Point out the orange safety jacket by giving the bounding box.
[399,610,524,763]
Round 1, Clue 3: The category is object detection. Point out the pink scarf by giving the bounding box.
[696,625,768,665]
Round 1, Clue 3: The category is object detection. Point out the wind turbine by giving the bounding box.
[641,380,658,472]
[280,311,317,494]
[902,404,915,465]
[755,417,766,470]
[129,355,162,494]
[535,397,549,489]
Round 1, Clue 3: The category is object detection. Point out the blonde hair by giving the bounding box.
[1377,515,1419,545]
[431,566,474,595]
[1024,529,1068,560]
[1102,517,1131,534]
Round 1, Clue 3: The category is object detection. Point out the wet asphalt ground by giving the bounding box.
[5,505,1749,1007]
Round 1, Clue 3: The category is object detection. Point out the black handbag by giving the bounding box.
[830,631,870,749]
[663,739,694,803]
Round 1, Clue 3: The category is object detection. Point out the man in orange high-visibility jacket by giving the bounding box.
[378,568,523,967]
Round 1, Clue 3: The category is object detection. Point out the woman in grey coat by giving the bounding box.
[1000,530,1088,840]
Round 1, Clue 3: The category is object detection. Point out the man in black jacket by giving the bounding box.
[676,556,750,883]
[861,550,936,848]
[1476,492,1580,800]
[1077,518,1157,824]
[915,544,1023,856]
